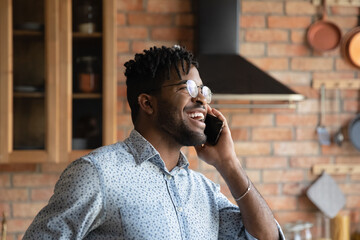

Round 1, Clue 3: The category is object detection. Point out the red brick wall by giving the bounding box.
[1,0,360,239]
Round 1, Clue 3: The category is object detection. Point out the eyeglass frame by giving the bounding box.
[148,79,212,104]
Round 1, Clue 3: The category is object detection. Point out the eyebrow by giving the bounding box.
[162,80,189,87]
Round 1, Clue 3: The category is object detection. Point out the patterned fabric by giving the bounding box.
[23,130,285,240]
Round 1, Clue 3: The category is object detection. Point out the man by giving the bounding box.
[24,46,284,239]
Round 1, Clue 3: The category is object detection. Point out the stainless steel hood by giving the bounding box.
[196,0,305,107]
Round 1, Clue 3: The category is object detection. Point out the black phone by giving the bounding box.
[204,114,223,145]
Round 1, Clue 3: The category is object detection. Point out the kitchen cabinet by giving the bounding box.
[0,0,117,163]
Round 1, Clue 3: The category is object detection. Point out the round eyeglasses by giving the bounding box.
[161,79,212,104]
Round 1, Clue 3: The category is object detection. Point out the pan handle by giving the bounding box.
[322,0,328,21]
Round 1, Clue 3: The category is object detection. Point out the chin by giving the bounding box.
[178,131,207,146]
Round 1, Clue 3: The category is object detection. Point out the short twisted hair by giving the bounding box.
[124,45,199,124]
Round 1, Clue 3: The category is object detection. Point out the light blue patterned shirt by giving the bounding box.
[24,130,284,240]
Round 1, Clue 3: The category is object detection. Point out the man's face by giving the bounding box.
[154,66,208,146]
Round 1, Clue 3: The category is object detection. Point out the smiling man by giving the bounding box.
[23,46,284,240]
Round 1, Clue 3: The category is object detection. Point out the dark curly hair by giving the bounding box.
[124,45,199,124]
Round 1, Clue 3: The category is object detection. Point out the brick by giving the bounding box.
[117,41,130,53]
[274,142,319,156]
[151,27,193,41]
[245,29,288,42]
[341,99,358,112]
[131,41,177,53]
[31,188,54,201]
[252,127,293,141]
[290,156,331,168]
[336,156,360,164]
[268,16,312,29]
[291,86,319,99]
[274,211,315,225]
[248,57,288,71]
[339,183,360,195]
[117,13,126,25]
[128,13,173,26]
[13,174,59,187]
[297,99,319,113]
[245,157,288,169]
[321,142,359,155]
[0,164,37,172]
[276,114,318,126]
[230,128,249,141]
[234,142,271,156]
[291,30,307,43]
[336,58,358,71]
[41,163,67,173]
[117,114,133,127]
[268,44,310,57]
[285,1,317,15]
[117,84,127,98]
[282,182,307,195]
[13,202,46,217]
[117,0,144,11]
[298,195,318,211]
[295,127,318,141]
[263,169,304,183]
[269,72,311,86]
[242,1,283,14]
[175,14,194,27]
[0,175,10,187]
[347,196,360,208]
[331,6,360,15]
[255,183,279,196]
[328,16,358,28]
[292,58,334,71]
[231,114,273,127]
[147,0,191,13]
[265,196,297,211]
[117,27,148,40]
[240,16,265,28]
[239,43,265,57]
[7,219,33,233]
[0,203,11,216]
[0,189,28,201]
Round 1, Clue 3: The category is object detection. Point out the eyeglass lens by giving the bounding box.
[186,80,212,103]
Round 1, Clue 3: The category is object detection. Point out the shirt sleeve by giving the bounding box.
[23,158,105,240]
[216,186,285,240]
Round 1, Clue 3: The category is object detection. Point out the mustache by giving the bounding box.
[184,103,206,111]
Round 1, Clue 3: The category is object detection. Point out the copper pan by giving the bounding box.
[307,0,342,52]
[341,14,360,68]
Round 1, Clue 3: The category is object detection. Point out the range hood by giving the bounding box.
[196,0,305,108]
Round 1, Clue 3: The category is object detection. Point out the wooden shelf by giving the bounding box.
[73,93,102,99]
[312,79,360,90]
[13,30,43,36]
[312,0,360,6]
[313,164,360,175]
[13,92,45,98]
[73,32,102,38]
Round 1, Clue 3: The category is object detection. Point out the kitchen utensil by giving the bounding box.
[1,212,6,240]
[307,0,342,52]
[331,214,350,240]
[349,114,360,151]
[334,89,344,146]
[307,172,346,218]
[317,85,331,145]
[341,14,360,68]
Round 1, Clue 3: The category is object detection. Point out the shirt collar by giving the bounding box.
[124,130,189,170]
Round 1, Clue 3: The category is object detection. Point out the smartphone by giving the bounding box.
[204,114,223,145]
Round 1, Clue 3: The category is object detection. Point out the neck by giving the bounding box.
[135,123,182,171]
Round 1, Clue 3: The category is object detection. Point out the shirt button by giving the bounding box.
[167,175,172,180]
[177,207,183,212]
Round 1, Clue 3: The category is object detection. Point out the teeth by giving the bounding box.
[188,112,204,119]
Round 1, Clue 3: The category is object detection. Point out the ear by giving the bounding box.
[138,93,155,115]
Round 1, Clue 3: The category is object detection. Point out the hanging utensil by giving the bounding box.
[334,89,344,146]
[317,84,330,145]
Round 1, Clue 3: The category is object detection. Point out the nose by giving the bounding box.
[192,90,207,105]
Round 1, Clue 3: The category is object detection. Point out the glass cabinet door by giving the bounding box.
[13,0,46,150]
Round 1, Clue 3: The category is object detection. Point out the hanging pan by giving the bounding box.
[307,0,342,52]
[349,114,360,151]
[341,14,360,68]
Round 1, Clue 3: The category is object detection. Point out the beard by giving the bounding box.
[155,100,206,146]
